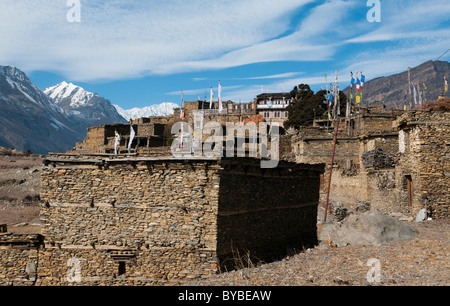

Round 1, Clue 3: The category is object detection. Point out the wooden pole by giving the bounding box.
[324,117,340,223]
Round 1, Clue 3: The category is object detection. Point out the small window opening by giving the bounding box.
[118,261,126,276]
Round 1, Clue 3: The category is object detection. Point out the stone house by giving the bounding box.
[255,93,291,125]
[281,107,449,219]
[394,110,450,218]
[0,155,323,286]
[72,122,167,154]
[174,100,256,125]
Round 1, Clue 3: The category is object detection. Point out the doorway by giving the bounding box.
[405,175,413,207]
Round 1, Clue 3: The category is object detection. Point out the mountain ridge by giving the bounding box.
[343,60,450,109]
[44,82,127,126]
[0,66,83,154]
[114,102,178,121]
[0,66,127,154]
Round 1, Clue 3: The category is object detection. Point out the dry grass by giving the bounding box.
[0,152,42,232]
[189,219,450,286]
[421,97,450,111]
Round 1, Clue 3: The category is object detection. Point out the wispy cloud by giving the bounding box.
[167,85,243,97]
[234,72,304,80]
[0,0,313,81]
[0,0,448,106]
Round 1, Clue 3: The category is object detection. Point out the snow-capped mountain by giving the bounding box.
[0,66,84,154]
[114,102,178,120]
[1,66,64,115]
[0,66,128,154]
[45,81,95,109]
[44,82,126,125]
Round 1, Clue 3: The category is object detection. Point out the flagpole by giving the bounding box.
[418,83,422,106]
[180,91,184,149]
[209,87,213,110]
[360,71,363,106]
[333,70,338,120]
[325,74,328,123]
[445,76,448,97]
[423,83,427,103]
[324,117,340,223]
[349,72,353,112]
[408,67,412,109]
[355,70,359,113]
[218,81,222,114]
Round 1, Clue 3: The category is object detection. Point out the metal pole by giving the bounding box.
[324,117,340,223]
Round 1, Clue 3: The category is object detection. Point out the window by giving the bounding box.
[399,130,410,153]
[118,262,126,276]
[284,111,289,118]
[263,111,270,118]
[405,130,410,153]
[274,111,281,118]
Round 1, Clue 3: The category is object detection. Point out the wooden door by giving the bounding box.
[406,175,413,207]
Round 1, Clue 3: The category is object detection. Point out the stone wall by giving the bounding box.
[358,114,397,135]
[38,156,221,285]
[74,125,107,153]
[286,129,370,211]
[281,112,406,218]
[0,234,42,286]
[0,155,324,285]
[73,122,167,154]
[217,159,323,270]
[395,110,450,218]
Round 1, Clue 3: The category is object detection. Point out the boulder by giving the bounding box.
[325,211,418,247]
[415,208,427,222]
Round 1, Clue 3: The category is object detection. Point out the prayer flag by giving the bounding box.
[413,84,418,105]
[356,78,361,104]
[180,91,184,119]
[218,81,223,112]
[209,87,214,109]
[114,130,120,155]
[128,125,135,153]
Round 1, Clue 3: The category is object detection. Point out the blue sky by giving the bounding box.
[1,0,449,109]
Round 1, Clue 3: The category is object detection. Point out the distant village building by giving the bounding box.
[71,93,291,155]
[174,100,256,124]
[281,105,449,220]
[72,121,169,155]
[255,93,291,125]
[69,93,449,222]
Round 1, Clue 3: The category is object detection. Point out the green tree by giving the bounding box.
[284,84,328,129]
[285,84,349,130]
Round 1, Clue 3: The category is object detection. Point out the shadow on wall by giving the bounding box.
[215,161,322,272]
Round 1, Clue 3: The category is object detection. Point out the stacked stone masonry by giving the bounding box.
[395,111,450,218]
[281,109,449,219]
[1,155,323,286]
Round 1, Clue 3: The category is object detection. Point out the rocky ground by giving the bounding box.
[188,219,449,286]
[0,147,448,286]
[0,147,42,233]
